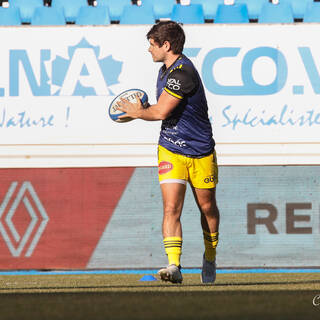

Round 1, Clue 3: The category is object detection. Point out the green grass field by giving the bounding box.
[0,272,319,320]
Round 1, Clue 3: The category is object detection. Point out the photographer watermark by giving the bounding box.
[313,294,320,306]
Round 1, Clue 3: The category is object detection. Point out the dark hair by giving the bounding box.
[146,21,185,55]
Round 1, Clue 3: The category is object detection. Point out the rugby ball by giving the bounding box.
[108,89,149,123]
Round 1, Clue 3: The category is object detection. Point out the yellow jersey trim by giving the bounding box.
[164,88,183,99]
[169,64,183,73]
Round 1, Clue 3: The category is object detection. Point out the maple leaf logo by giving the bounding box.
[51,38,123,96]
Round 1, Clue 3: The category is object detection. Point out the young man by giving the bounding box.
[117,21,219,284]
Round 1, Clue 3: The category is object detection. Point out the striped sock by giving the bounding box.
[203,231,219,262]
[163,236,182,267]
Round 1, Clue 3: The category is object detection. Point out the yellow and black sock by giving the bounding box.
[163,236,182,267]
[203,231,219,262]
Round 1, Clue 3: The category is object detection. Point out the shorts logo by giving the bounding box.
[159,161,173,175]
[204,175,215,183]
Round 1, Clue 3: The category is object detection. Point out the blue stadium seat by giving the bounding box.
[154,0,176,20]
[258,2,294,23]
[97,0,132,22]
[137,0,175,20]
[75,6,110,25]
[120,4,155,24]
[214,3,249,23]
[31,6,66,25]
[282,0,313,20]
[51,0,88,23]
[171,4,205,24]
[303,2,320,22]
[148,0,175,20]
[10,0,43,24]
[191,0,224,21]
[237,0,268,20]
[0,7,21,25]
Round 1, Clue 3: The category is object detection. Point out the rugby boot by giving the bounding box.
[201,254,216,284]
[158,264,183,284]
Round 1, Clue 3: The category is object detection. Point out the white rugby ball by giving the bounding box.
[108,89,149,123]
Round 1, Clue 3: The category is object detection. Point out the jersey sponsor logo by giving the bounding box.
[204,175,215,183]
[158,161,173,175]
[164,136,187,148]
[167,78,181,91]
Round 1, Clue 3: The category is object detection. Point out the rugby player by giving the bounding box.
[117,21,219,284]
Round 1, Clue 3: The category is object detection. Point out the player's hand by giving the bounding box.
[117,97,143,119]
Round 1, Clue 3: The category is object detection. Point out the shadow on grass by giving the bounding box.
[1,279,320,292]
[0,290,319,320]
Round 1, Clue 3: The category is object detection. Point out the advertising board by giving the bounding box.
[0,24,320,166]
[0,166,318,269]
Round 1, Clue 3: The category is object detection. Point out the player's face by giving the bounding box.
[148,39,167,62]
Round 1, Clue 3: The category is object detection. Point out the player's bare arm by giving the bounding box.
[117,90,180,121]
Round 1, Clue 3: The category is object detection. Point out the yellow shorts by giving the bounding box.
[158,145,218,189]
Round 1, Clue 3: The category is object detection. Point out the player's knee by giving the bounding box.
[163,202,182,217]
[200,201,219,217]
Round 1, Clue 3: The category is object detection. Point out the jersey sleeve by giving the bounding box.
[164,65,198,100]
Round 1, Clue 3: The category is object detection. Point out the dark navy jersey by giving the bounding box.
[156,54,215,157]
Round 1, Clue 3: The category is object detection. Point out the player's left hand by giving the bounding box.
[117,97,143,119]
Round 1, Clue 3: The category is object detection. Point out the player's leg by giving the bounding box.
[188,152,219,283]
[192,186,219,284]
[157,182,186,283]
[161,183,186,238]
[157,145,187,283]
[192,186,219,258]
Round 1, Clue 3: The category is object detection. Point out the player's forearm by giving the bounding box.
[137,104,170,121]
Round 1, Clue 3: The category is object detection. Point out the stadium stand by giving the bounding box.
[214,3,249,23]
[283,0,313,20]
[120,3,155,24]
[0,6,21,25]
[31,6,65,25]
[97,0,132,22]
[153,0,176,21]
[10,0,43,24]
[191,0,223,21]
[237,0,267,20]
[1,0,320,26]
[303,1,320,22]
[140,0,176,21]
[258,1,294,23]
[170,3,205,24]
[75,5,110,25]
[51,0,88,23]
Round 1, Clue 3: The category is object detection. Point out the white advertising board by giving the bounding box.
[0,24,319,167]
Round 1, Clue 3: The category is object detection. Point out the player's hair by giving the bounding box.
[146,21,185,55]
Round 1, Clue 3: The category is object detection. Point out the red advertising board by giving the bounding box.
[0,168,134,269]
